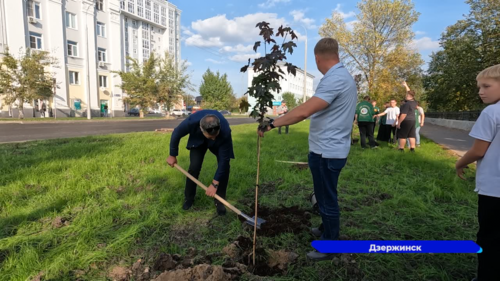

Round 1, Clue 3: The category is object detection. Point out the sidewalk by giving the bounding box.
[419,123,474,157]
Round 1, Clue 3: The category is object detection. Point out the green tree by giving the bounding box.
[156,52,193,113]
[199,68,233,110]
[0,48,58,119]
[319,0,424,101]
[184,94,197,107]
[281,92,298,109]
[425,0,500,111]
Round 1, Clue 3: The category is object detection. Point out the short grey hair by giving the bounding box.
[200,114,221,136]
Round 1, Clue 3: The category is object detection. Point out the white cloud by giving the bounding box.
[334,4,356,19]
[290,10,317,29]
[411,37,440,51]
[258,0,291,9]
[229,53,262,62]
[346,20,358,31]
[220,44,254,53]
[185,61,193,66]
[205,58,225,64]
[415,31,426,35]
[185,34,223,47]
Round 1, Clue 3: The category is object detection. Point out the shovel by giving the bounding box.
[174,164,266,229]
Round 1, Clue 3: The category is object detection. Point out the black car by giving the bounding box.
[219,110,231,116]
[128,108,140,116]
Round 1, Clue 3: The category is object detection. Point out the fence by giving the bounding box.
[425,111,481,121]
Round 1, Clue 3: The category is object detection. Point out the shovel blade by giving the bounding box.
[245,217,266,229]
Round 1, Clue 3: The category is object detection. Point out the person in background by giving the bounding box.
[407,102,425,148]
[455,64,500,281]
[41,102,46,118]
[374,99,399,143]
[397,81,418,152]
[354,96,378,149]
[376,102,390,142]
[371,100,380,136]
[277,101,289,134]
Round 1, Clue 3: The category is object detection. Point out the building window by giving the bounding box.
[161,17,166,26]
[96,22,106,37]
[128,0,134,13]
[161,7,166,16]
[120,0,125,9]
[27,1,41,20]
[99,75,108,88]
[96,0,103,11]
[67,41,78,57]
[169,9,173,18]
[98,48,106,62]
[29,32,42,49]
[169,19,173,26]
[145,0,151,9]
[137,0,143,7]
[145,9,151,20]
[154,3,159,13]
[154,13,159,24]
[69,71,80,85]
[138,6,143,17]
[65,12,77,29]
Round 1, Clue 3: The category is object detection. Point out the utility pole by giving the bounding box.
[53,78,57,119]
[300,24,308,103]
[85,1,95,119]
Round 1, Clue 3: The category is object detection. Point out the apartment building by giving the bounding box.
[0,0,181,118]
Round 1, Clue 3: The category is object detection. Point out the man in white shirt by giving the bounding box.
[374,99,400,142]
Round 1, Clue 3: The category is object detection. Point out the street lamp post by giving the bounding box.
[85,1,95,119]
[297,24,308,104]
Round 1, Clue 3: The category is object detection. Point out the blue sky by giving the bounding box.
[174,0,470,97]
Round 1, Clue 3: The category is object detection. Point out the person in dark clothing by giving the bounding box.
[167,110,234,215]
[376,102,390,142]
[396,81,418,151]
[354,96,378,148]
[371,100,380,136]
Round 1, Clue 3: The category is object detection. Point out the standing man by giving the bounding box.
[374,99,400,143]
[397,81,418,151]
[167,110,234,216]
[354,96,378,148]
[277,101,289,134]
[376,102,390,142]
[258,38,357,261]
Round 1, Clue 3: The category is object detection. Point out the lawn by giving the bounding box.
[0,121,478,281]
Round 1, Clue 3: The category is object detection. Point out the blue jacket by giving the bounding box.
[169,110,234,182]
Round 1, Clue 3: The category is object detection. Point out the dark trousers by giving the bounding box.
[358,122,376,148]
[477,194,500,280]
[308,152,347,240]
[185,145,229,202]
[387,125,397,142]
[278,125,289,134]
[377,124,389,142]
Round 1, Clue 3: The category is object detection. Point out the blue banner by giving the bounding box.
[272,101,282,106]
[311,241,482,254]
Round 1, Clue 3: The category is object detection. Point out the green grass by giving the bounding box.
[0,121,478,280]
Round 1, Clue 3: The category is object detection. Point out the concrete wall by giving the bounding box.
[426,117,475,131]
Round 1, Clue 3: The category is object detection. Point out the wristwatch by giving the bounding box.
[213,183,219,189]
[269,119,276,129]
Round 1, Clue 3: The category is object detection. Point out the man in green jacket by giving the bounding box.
[354,96,378,148]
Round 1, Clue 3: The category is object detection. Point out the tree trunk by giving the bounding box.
[140,110,144,118]
[18,102,24,120]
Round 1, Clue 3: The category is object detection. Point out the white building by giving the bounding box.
[0,0,181,118]
[246,62,315,114]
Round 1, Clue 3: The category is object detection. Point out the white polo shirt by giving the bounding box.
[384,107,400,126]
[469,101,500,198]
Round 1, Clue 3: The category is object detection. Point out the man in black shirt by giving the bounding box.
[396,81,417,152]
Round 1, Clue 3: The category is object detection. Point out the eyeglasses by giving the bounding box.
[204,126,220,134]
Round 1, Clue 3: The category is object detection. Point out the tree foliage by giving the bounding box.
[425,0,500,111]
[199,68,233,110]
[0,48,58,119]
[319,0,424,102]
[239,96,250,113]
[281,92,297,109]
[240,22,298,123]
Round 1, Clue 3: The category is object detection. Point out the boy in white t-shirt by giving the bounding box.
[374,99,400,142]
[455,64,500,281]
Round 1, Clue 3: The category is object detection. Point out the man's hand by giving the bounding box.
[206,184,217,197]
[420,123,424,127]
[397,124,401,129]
[402,81,408,87]
[257,118,273,138]
[455,164,468,180]
[166,156,177,167]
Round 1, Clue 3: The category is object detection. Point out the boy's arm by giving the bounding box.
[455,139,491,180]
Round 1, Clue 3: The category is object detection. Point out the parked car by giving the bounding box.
[219,110,231,116]
[128,108,140,116]
[171,109,186,117]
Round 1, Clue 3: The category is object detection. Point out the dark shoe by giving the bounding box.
[306,250,336,261]
[410,148,415,153]
[311,227,323,238]
[399,148,404,152]
[215,201,226,216]
[183,200,194,210]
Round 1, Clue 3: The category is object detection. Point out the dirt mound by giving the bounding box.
[153,264,232,281]
[241,206,312,237]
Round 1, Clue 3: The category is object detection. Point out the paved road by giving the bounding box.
[0,118,257,143]
[420,124,474,157]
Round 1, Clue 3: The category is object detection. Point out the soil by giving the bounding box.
[52,217,69,228]
[240,205,312,237]
[292,163,309,170]
[108,266,131,281]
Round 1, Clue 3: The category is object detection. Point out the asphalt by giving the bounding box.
[0,118,257,143]
[419,123,474,157]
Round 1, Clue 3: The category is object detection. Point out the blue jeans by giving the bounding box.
[308,152,347,240]
[406,126,421,147]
